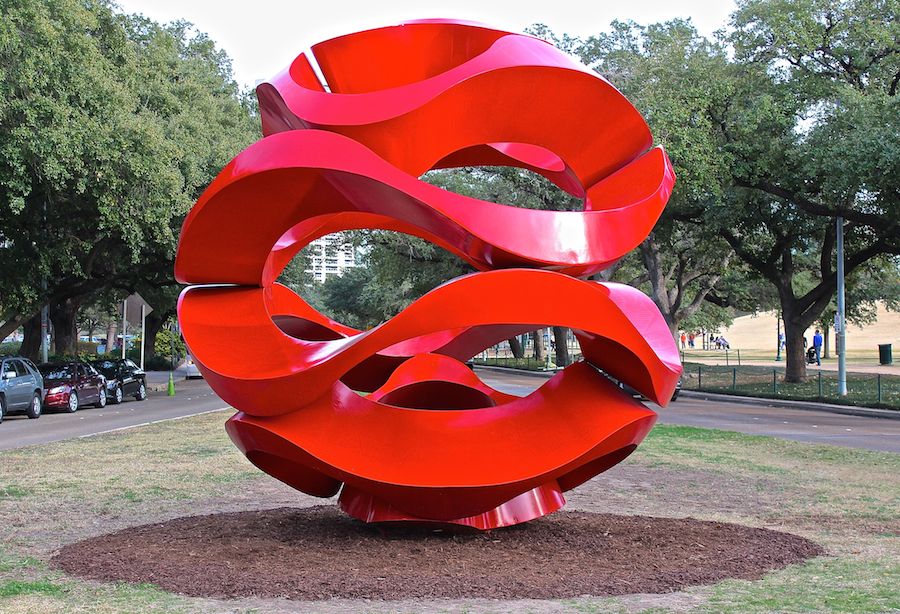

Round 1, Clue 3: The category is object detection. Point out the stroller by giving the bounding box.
[805,347,817,365]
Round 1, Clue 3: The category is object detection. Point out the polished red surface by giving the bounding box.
[176,19,681,530]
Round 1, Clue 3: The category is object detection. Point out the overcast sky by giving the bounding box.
[115,0,737,88]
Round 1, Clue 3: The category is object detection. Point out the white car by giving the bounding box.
[184,356,203,379]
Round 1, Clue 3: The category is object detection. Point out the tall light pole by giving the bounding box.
[775,312,782,361]
[40,200,48,363]
[40,288,48,364]
[836,217,847,396]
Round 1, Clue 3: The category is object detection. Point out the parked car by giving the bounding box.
[37,362,107,413]
[0,356,44,422]
[183,355,203,379]
[89,358,147,404]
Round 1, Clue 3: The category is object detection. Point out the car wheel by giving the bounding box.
[0,394,5,424]
[110,385,123,404]
[66,391,79,413]
[135,382,147,401]
[25,393,42,419]
[95,387,107,408]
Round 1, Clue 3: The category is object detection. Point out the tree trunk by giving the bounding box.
[50,297,82,357]
[19,314,43,362]
[639,237,675,332]
[822,326,830,359]
[782,314,808,383]
[106,320,118,354]
[143,310,169,363]
[0,312,29,344]
[553,326,570,367]
[508,336,524,359]
[532,330,546,361]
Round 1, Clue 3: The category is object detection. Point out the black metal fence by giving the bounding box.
[681,363,899,409]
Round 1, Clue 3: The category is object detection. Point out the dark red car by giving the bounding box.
[37,362,107,412]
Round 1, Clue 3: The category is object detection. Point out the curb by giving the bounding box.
[145,378,207,394]
[678,390,899,420]
[474,365,898,420]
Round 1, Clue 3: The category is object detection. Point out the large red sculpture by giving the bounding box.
[175,20,681,530]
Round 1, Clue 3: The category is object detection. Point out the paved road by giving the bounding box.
[476,369,900,453]
[2,369,897,454]
[0,379,226,451]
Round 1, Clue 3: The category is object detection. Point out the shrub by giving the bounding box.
[0,342,20,355]
[144,355,174,371]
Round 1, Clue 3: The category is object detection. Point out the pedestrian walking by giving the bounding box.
[680,333,686,349]
[813,329,823,366]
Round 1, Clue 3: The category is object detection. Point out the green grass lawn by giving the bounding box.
[682,362,900,409]
[0,412,897,613]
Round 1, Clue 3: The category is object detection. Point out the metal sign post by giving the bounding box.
[140,304,146,370]
[121,299,127,359]
[123,294,153,366]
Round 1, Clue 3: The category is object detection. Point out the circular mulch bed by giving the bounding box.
[52,506,823,600]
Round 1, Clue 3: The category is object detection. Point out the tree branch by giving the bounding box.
[720,228,775,281]
[735,178,899,238]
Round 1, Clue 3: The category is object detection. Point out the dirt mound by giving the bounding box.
[52,505,823,600]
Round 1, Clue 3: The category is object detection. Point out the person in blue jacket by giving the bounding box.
[813,329,824,366]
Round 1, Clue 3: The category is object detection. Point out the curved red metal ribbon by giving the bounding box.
[176,19,681,530]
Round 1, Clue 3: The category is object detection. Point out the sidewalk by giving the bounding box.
[679,390,900,421]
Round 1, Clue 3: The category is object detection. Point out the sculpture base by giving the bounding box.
[338,481,566,530]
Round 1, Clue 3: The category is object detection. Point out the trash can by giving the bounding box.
[878,343,893,365]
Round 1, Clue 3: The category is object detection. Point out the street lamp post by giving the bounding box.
[40,287,48,364]
[40,201,48,363]
[836,216,847,396]
[775,312,782,362]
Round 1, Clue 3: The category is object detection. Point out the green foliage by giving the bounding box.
[579,19,736,214]
[424,165,581,212]
[144,354,173,370]
[715,0,898,379]
[0,0,258,338]
[567,21,767,328]
[679,301,735,333]
[312,162,586,329]
[153,326,185,359]
[317,265,379,329]
[543,4,899,379]
[312,233,469,329]
[819,255,900,328]
[277,248,314,291]
[473,357,557,371]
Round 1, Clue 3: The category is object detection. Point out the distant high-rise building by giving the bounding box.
[305,234,360,283]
